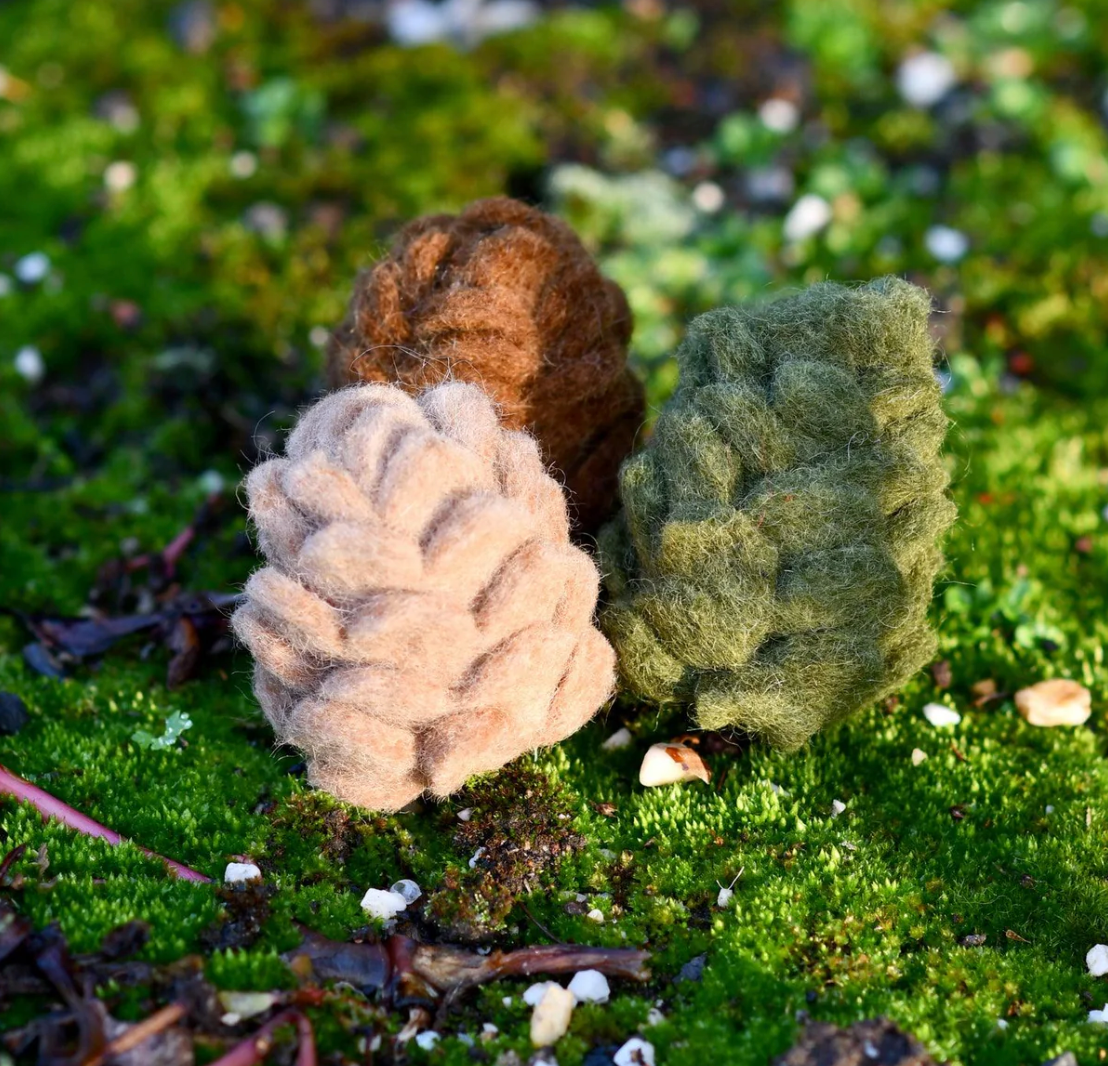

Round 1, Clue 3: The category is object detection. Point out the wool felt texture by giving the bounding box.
[598,278,957,750]
[326,196,645,534]
[232,382,617,812]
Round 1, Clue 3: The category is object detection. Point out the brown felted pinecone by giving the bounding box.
[231,382,616,812]
[326,196,644,534]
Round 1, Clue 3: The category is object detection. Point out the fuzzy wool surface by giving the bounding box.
[599,278,957,750]
[326,196,645,534]
[231,382,616,811]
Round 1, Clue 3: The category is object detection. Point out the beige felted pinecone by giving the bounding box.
[231,382,616,811]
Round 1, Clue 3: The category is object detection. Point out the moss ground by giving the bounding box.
[5,1,1108,1063]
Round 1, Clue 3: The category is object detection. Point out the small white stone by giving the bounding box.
[995,1018,1008,1030]
[646,1007,665,1026]
[390,878,422,904]
[309,325,331,348]
[1088,944,1108,976]
[587,908,605,923]
[896,51,957,108]
[602,727,633,751]
[568,970,610,1004]
[198,469,224,495]
[923,702,961,728]
[482,1023,499,1039]
[1045,805,1055,815]
[502,996,513,1007]
[1015,679,1092,727]
[831,800,847,817]
[925,225,969,264]
[524,981,560,1007]
[468,846,486,869]
[759,97,800,133]
[1088,1003,1108,1023]
[530,984,575,1047]
[15,252,50,284]
[414,1031,439,1050]
[783,194,832,242]
[457,807,473,821]
[360,887,408,921]
[104,160,136,192]
[863,1039,880,1057]
[230,150,258,178]
[614,1036,656,1066]
[387,0,448,45]
[911,748,928,766]
[692,181,725,213]
[14,346,45,384]
[218,990,276,1025]
[639,742,711,787]
[223,862,261,883]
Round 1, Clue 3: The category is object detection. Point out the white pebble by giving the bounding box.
[896,51,957,108]
[614,1036,656,1066]
[197,469,224,495]
[646,1007,665,1026]
[925,225,969,264]
[415,1030,439,1049]
[1045,805,1055,815]
[639,741,710,787]
[387,0,448,45]
[759,97,800,133]
[831,800,846,817]
[783,194,832,242]
[530,984,575,1047]
[457,807,473,821]
[223,862,261,883]
[360,887,408,921]
[602,727,633,751]
[502,996,513,1007]
[692,181,725,213]
[587,908,605,923]
[524,981,560,1007]
[995,1018,1008,1030]
[390,878,422,904]
[923,702,961,728]
[230,150,258,178]
[468,846,486,869]
[309,325,331,348]
[14,345,45,384]
[911,748,928,766]
[104,160,136,192]
[568,970,610,1004]
[15,252,50,284]
[1088,1003,1108,1023]
[218,990,275,1025]
[1088,944,1108,976]
[482,1023,499,1038]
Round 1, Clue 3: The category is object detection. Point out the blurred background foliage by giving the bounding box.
[4,0,1108,491]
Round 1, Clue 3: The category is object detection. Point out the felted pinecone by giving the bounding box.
[232,382,616,811]
[326,196,644,534]
[599,278,957,750]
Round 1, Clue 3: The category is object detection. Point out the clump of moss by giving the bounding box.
[425,766,585,942]
[600,278,956,749]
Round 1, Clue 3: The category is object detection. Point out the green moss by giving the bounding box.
[600,279,956,748]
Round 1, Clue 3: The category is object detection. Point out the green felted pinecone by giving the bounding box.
[599,278,956,749]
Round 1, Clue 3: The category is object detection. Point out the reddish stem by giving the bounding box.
[209,1009,317,1066]
[0,764,211,883]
